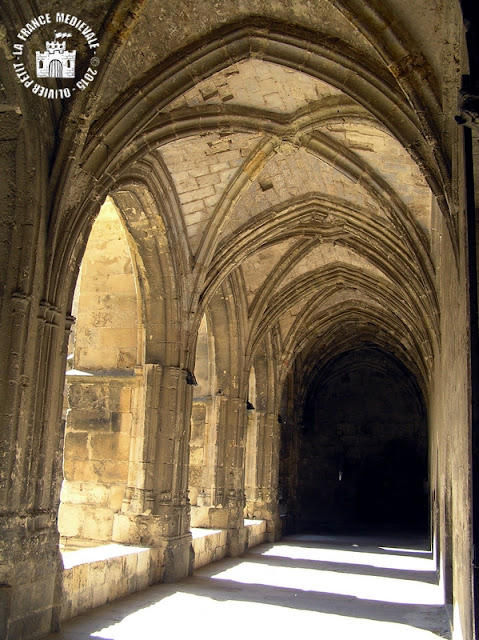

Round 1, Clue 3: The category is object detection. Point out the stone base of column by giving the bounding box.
[112,512,193,582]
[227,524,248,557]
[0,513,63,640]
[245,499,282,542]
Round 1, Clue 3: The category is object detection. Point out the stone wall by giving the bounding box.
[61,520,267,622]
[71,198,139,372]
[59,375,142,543]
[61,544,160,622]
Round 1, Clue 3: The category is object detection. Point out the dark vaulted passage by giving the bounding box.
[297,348,429,535]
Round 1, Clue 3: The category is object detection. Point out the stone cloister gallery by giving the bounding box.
[1,1,479,638]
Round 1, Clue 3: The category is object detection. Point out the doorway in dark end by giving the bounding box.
[297,348,429,535]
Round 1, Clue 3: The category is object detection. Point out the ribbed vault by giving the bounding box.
[50,16,442,536]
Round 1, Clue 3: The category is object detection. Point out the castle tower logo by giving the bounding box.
[36,32,76,79]
[11,12,101,100]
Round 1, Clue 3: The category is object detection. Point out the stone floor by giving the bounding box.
[45,533,451,640]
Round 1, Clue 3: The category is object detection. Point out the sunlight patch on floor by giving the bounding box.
[208,561,442,605]
[88,591,445,640]
[260,543,435,572]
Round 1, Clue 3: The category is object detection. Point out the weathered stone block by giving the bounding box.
[99,328,137,348]
[71,460,98,482]
[189,446,204,465]
[97,461,128,482]
[109,485,126,511]
[117,348,137,368]
[58,504,85,538]
[67,409,111,431]
[90,432,130,461]
[60,481,110,506]
[111,411,132,434]
[82,507,115,541]
[7,608,53,640]
[183,199,206,215]
[208,508,229,529]
[11,577,54,619]
[63,432,89,461]
[119,387,132,412]
[68,383,108,410]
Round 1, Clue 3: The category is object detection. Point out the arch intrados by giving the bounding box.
[76,22,446,203]
[302,344,427,415]
[52,117,434,313]
[280,304,430,395]
[111,101,382,168]
[82,24,410,158]
[84,109,439,267]
[48,18,453,310]
[203,196,436,316]
[197,122,435,284]
[49,161,186,309]
[248,339,277,414]
[200,279,245,394]
[201,138,435,267]
[117,157,192,270]
[247,239,437,334]
[52,83,439,311]
[110,186,185,359]
[249,264,433,368]
[255,263,428,331]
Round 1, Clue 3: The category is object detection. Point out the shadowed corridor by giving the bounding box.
[45,534,450,640]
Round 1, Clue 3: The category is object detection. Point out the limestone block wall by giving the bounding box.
[59,374,142,543]
[72,198,140,372]
[191,528,228,570]
[245,519,267,548]
[428,198,474,638]
[60,520,267,623]
[189,397,221,527]
[189,400,209,509]
[191,520,267,570]
[61,544,160,622]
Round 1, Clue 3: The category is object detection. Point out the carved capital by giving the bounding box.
[38,300,62,326]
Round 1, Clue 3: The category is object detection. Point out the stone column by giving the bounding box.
[113,364,193,582]
[189,395,219,526]
[245,411,281,541]
[195,395,247,556]
[0,298,67,639]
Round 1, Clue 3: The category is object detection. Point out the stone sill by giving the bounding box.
[61,542,147,569]
[66,367,143,380]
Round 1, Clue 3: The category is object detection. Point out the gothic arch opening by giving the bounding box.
[59,197,143,546]
[189,313,218,525]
